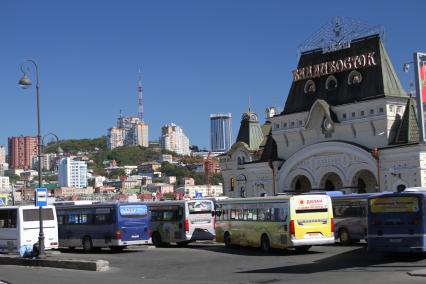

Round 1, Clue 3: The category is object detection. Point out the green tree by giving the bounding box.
[107,168,126,179]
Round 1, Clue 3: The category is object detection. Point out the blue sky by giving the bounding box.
[1,0,425,149]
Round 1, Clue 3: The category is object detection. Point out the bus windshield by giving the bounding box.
[119,205,148,218]
[369,196,420,213]
[188,201,212,214]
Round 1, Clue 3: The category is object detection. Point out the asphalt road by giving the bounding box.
[0,243,425,284]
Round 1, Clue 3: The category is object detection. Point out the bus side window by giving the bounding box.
[0,209,17,228]
[178,207,184,218]
[265,208,272,221]
[258,209,266,221]
[251,209,258,221]
[247,209,253,221]
[230,209,236,220]
[58,215,65,225]
[243,209,250,221]
[236,209,242,221]
[151,210,162,221]
[94,214,110,225]
[273,208,285,221]
[164,210,178,221]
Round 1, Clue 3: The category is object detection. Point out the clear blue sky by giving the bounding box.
[1,0,425,149]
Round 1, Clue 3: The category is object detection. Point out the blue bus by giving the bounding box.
[367,191,426,253]
[55,202,151,252]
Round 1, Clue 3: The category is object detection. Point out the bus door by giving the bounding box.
[118,204,150,243]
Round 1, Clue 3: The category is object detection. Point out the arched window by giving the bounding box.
[325,75,338,91]
[348,70,362,86]
[304,80,316,94]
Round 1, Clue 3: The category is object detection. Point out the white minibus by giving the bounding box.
[0,205,58,253]
[148,199,215,247]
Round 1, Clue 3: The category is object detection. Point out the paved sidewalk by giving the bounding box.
[0,251,109,271]
[408,269,426,277]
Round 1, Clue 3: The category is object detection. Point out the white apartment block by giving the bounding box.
[58,157,88,188]
[0,176,10,190]
[176,184,223,198]
[107,127,124,149]
[0,146,5,164]
[0,163,8,176]
[160,123,190,156]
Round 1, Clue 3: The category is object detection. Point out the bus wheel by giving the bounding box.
[260,234,270,252]
[82,237,93,253]
[338,229,351,245]
[224,232,232,248]
[152,232,163,247]
[295,245,311,253]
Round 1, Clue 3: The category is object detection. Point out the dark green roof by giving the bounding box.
[236,111,264,151]
[391,97,419,145]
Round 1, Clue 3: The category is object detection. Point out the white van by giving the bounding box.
[0,205,58,253]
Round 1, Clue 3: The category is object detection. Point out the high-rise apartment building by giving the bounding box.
[107,127,124,149]
[160,123,190,156]
[0,146,6,164]
[210,113,232,153]
[8,136,38,170]
[58,157,87,188]
[107,116,149,149]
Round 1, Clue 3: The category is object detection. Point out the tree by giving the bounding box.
[107,169,126,179]
[6,173,20,184]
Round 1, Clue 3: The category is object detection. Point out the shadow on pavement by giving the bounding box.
[58,247,142,255]
[184,242,323,256]
[237,247,426,274]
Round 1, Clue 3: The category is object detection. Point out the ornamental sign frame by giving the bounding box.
[297,17,385,56]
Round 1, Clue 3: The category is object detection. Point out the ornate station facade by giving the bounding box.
[219,18,426,197]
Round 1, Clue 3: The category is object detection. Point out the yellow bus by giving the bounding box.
[215,195,334,252]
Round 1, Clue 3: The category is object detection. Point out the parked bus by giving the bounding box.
[55,202,151,252]
[215,195,334,252]
[368,191,426,253]
[332,194,371,245]
[148,199,215,247]
[0,205,58,253]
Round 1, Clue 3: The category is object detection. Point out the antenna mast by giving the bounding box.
[138,69,144,123]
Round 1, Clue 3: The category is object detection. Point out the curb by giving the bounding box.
[0,256,109,272]
[407,270,426,277]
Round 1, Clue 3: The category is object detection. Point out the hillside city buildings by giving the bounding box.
[160,123,190,156]
[210,113,232,153]
[8,136,38,170]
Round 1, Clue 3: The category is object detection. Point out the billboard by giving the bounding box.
[414,52,426,142]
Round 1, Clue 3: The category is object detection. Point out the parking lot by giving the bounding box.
[0,242,425,284]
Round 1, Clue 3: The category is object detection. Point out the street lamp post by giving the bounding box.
[18,59,46,258]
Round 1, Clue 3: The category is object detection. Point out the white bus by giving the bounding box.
[148,199,215,247]
[0,205,58,253]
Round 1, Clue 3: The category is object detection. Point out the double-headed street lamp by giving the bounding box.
[18,59,46,258]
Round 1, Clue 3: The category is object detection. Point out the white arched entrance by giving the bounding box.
[278,141,378,193]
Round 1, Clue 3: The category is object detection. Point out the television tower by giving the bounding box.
[138,69,144,123]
